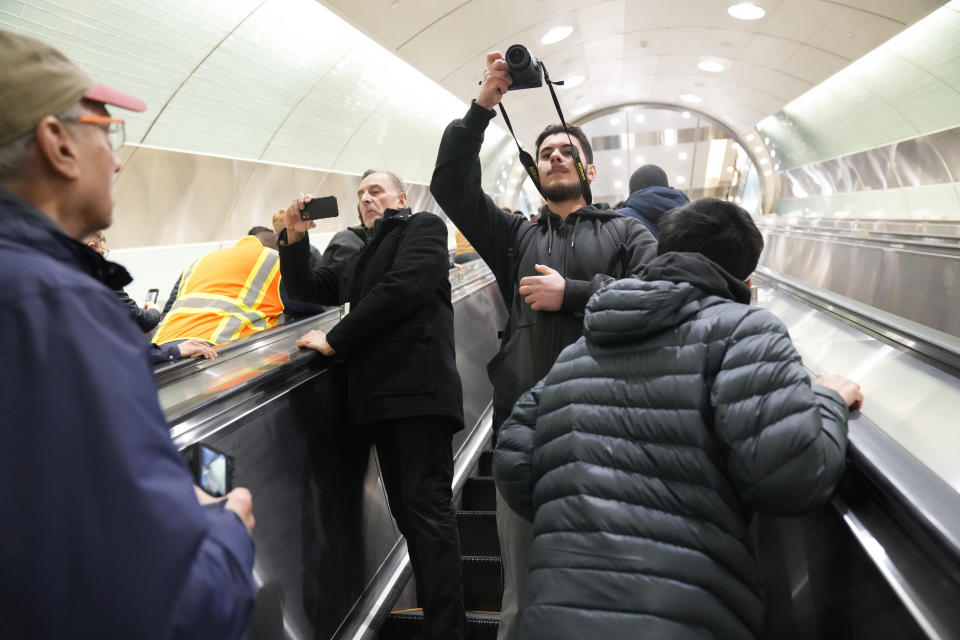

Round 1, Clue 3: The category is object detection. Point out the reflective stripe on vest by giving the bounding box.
[154,241,282,345]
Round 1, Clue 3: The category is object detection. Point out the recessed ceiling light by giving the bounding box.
[635,155,645,164]
[635,114,645,123]
[727,2,765,21]
[774,163,781,170]
[564,74,585,88]
[680,93,702,104]
[770,149,776,157]
[610,117,620,126]
[745,133,756,141]
[697,60,726,73]
[541,25,574,45]
[764,169,773,176]
[764,137,770,144]
[676,175,686,184]
[612,157,622,166]
[759,158,768,165]
[678,152,688,160]
[613,180,623,189]
[681,111,691,119]
[754,145,763,153]
[727,166,734,173]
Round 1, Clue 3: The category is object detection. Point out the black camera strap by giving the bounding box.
[498,60,592,205]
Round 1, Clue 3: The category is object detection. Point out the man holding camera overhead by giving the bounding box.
[431,49,657,640]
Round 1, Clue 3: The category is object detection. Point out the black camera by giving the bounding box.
[505,44,542,91]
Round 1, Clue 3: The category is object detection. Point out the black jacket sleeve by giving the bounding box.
[277,229,345,307]
[162,274,182,316]
[115,289,161,332]
[324,214,449,357]
[431,102,527,289]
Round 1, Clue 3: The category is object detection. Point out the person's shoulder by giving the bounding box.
[0,243,106,305]
[703,299,787,339]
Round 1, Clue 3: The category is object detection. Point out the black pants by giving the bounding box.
[372,416,466,640]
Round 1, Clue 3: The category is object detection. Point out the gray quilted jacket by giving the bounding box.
[493,251,849,640]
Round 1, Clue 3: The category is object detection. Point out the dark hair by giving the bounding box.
[629,164,669,192]
[247,226,273,236]
[534,124,593,164]
[361,168,405,193]
[657,198,764,280]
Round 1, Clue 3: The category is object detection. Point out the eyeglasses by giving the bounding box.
[61,115,126,151]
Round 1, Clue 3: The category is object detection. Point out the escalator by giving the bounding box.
[156,258,960,640]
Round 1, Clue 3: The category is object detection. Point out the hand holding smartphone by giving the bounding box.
[300,195,339,221]
[145,288,159,304]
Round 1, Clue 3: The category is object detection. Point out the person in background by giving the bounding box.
[495,198,862,640]
[618,163,690,240]
[83,230,162,331]
[154,227,284,346]
[0,30,255,638]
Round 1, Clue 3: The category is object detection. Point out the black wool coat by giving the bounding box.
[279,209,463,428]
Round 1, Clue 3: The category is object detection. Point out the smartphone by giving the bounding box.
[145,288,159,304]
[300,195,339,221]
[182,442,234,498]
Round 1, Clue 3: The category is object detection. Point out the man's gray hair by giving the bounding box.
[361,168,405,193]
[0,103,82,183]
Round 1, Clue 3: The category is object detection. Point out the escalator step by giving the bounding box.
[379,610,499,640]
[463,555,503,612]
[457,510,500,557]
[478,449,493,476]
[462,476,495,511]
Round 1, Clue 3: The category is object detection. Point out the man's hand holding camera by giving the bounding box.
[284,193,318,244]
[477,52,512,110]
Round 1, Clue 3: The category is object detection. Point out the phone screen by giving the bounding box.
[200,446,228,497]
[145,288,159,304]
[300,195,339,220]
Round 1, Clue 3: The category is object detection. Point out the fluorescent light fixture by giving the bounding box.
[564,74,585,88]
[676,175,686,184]
[664,128,678,146]
[612,157,622,166]
[680,93,702,104]
[678,152,688,160]
[681,111,691,119]
[614,180,623,189]
[541,25,574,45]
[727,2,765,21]
[764,169,772,176]
[698,60,726,73]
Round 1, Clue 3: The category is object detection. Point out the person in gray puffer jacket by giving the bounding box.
[494,198,862,640]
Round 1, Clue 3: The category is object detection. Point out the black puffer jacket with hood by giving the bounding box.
[494,251,849,640]
[432,102,657,423]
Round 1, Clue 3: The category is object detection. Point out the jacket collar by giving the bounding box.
[0,187,132,289]
[537,201,615,226]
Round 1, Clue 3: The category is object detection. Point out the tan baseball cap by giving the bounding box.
[0,30,146,147]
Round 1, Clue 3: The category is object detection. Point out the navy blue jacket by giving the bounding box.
[0,188,255,639]
[618,185,690,239]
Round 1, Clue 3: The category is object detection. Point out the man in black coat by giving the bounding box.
[279,169,466,640]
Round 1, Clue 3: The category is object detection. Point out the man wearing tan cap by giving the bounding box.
[0,31,256,638]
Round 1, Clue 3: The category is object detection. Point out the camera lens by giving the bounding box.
[506,45,530,68]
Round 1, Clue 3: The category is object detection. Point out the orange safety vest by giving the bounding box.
[154,236,284,346]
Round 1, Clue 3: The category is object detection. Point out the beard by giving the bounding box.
[541,179,584,203]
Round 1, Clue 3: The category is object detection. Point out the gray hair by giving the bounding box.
[0,103,82,183]
[361,168,405,193]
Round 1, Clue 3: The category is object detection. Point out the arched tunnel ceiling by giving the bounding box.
[323,0,946,141]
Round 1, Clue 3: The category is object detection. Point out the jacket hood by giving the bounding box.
[537,201,616,223]
[621,186,690,226]
[0,187,131,289]
[584,252,750,345]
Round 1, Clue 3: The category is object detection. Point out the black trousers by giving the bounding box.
[372,416,466,640]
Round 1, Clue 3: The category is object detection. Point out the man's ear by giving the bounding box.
[398,191,407,208]
[586,163,597,183]
[34,116,82,181]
